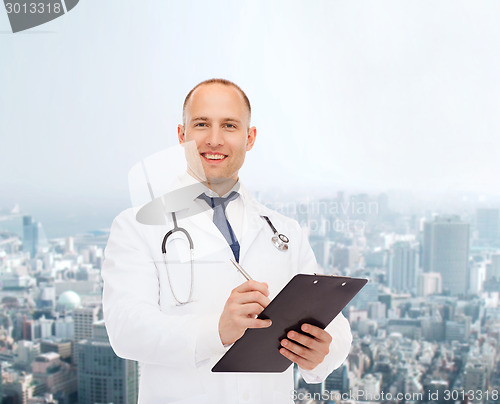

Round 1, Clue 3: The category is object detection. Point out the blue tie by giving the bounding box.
[198,191,240,262]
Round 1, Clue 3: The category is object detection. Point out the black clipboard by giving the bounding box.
[212,274,367,373]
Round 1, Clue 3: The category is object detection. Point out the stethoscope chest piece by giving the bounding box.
[272,234,289,251]
[262,215,289,251]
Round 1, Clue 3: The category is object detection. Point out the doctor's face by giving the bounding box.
[178,83,256,188]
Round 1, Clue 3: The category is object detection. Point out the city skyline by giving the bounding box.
[2,183,500,239]
[2,1,500,221]
[0,187,498,402]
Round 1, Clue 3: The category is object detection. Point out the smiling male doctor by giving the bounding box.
[102,79,352,403]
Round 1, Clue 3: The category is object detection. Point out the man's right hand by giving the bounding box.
[219,280,272,346]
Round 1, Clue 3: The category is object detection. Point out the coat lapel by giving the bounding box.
[239,186,267,263]
[180,200,226,243]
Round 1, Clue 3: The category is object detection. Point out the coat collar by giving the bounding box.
[135,173,269,262]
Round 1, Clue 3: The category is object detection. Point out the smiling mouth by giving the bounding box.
[201,153,227,161]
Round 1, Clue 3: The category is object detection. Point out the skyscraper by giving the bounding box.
[476,208,500,243]
[73,306,99,364]
[488,253,500,281]
[423,216,470,295]
[73,306,99,343]
[464,361,487,400]
[77,321,138,404]
[388,241,418,293]
[23,215,38,258]
[324,364,349,394]
[22,215,48,258]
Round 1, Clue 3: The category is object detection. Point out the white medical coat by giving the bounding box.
[102,182,352,403]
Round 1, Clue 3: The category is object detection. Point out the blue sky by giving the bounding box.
[1,0,500,231]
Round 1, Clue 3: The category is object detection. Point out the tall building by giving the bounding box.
[423,216,470,295]
[445,316,471,342]
[333,246,360,273]
[73,306,99,364]
[464,361,488,401]
[78,320,138,404]
[389,241,418,293]
[38,316,54,339]
[418,272,442,297]
[22,215,48,258]
[23,215,38,258]
[40,338,72,361]
[476,208,499,242]
[17,340,40,367]
[73,306,99,341]
[55,316,74,340]
[324,364,349,394]
[469,264,486,295]
[2,373,34,404]
[354,373,381,400]
[32,352,77,401]
[310,235,330,268]
[487,253,500,281]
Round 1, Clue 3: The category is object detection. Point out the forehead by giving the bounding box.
[185,84,249,122]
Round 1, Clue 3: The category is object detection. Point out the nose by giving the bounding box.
[206,126,224,147]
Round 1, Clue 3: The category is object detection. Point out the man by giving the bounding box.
[102,79,352,403]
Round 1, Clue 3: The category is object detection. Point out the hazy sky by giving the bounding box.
[1,1,500,234]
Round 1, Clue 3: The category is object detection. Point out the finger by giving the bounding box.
[233,280,269,296]
[237,302,266,318]
[286,330,324,353]
[280,339,322,364]
[232,290,271,309]
[300,324,332,343]
[241,317,272,329]
[279,346,315,370]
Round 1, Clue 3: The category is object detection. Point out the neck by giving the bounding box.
[186,169,238,196]
[207,178,238,196]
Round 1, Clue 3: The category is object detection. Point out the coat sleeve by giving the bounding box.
[291,220,353,383]
[102,210,226,369]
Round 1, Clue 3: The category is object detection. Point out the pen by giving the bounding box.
[230,258,253,281]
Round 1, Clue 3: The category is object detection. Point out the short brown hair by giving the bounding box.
[182,78,251,125]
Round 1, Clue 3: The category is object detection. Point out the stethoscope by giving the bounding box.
[161,212,289,305]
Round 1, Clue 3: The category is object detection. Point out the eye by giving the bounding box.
[224,123,236,129]
[194,123,207,127]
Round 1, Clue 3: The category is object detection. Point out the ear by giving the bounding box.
[246,126,257,151]
[178,124,186,144]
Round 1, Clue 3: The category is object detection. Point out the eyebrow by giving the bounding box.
[191,117,242,124]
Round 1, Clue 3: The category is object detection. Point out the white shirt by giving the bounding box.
[187,174,245,242]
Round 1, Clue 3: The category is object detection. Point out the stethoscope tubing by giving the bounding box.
[162,212,194,253]
[161,213,289,305]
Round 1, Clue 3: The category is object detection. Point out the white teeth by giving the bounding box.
[204,154,226,160]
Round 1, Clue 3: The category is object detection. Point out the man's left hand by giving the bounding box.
[279,324,332,371]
